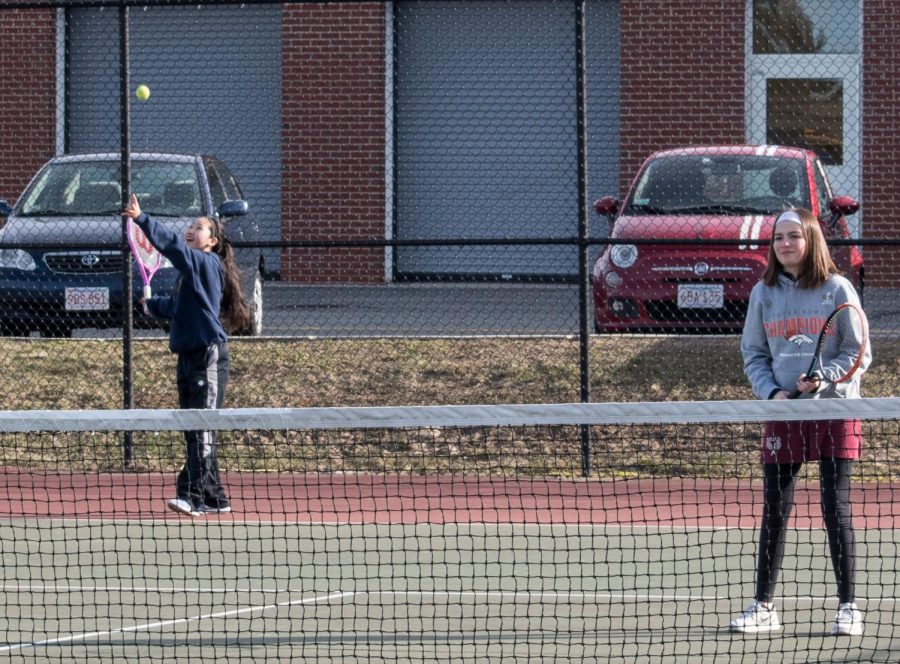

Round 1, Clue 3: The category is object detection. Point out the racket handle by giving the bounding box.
[143,284,152,300]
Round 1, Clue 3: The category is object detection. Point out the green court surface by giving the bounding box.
[1,520,897,663]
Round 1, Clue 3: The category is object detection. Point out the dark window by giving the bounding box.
[205,161,228,210]
[753,0,858,55]
[766,78,842,165]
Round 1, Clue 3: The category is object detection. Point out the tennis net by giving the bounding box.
[0,398,898,662]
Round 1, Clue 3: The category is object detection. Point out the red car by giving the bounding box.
[592,145,863,333]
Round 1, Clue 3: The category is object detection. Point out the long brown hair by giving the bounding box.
[203,217,251,334]
[761,208,839,288]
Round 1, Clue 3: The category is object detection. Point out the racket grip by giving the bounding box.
[143,284,152,300]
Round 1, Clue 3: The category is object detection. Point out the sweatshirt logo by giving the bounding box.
[763,316,824,339]
[787,333,814,346]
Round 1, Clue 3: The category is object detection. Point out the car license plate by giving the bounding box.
[677,284,724,309]
[65,287,109,311]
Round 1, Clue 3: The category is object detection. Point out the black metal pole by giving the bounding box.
[120,2,134,466]
[574,0,591,477]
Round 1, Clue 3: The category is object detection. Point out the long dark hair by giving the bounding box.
[204,217,251,334]
[761,208,839,288]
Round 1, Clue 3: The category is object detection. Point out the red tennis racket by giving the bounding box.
[126,218,163,299]
[787,302,868,399]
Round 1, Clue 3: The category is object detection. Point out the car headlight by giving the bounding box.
[610,244,638,269]
[0,249,36,270]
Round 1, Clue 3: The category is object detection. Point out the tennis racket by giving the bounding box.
[787,302,868,399]
[126,218,163,299]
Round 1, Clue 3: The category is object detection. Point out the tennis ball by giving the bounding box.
[135,85,151,101]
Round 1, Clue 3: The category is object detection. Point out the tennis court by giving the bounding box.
[1,510,897,661]
[0,399,898,662]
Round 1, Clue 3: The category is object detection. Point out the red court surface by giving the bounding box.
[1,469,898,528]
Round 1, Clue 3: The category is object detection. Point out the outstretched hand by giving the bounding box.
[122,193,142,219]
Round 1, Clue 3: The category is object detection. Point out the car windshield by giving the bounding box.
[624,155,810,216]
[18,159,202,218]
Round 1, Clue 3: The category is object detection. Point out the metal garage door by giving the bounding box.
[393,0,620,279]
[65,5,282,272]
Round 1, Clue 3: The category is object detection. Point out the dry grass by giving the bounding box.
[0,335,897,478]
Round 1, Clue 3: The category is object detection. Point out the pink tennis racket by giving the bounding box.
[126,218,163,299]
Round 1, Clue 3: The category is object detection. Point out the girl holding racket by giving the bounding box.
[123,194,250,517]
[732,208,871,636]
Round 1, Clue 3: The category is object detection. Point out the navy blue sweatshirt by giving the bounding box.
[134,212,228,353]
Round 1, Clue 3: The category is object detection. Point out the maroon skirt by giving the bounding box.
[761,419,863,463]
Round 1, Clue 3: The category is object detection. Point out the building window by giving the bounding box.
[766,78,843,165]
[753,0,859,55]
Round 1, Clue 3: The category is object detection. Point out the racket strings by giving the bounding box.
[819,308,866,378]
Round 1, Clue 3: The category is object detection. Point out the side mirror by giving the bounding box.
[593,196,620,218]
[218,200,248,218]
[830,195,860,216]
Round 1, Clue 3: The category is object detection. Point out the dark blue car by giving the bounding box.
[0,152,264,337]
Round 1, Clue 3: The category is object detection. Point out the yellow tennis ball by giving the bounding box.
[135,85,151,101]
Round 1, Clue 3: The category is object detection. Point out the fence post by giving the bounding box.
[574,0,591,477]
[119,3,134,466]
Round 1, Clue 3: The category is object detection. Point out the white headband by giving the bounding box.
[775,210,803,226]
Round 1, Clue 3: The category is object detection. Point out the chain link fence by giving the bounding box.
[0,0,896,411]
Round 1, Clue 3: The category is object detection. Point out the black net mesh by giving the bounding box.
[0,399,897,661]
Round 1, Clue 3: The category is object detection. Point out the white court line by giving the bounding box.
[2,516,763,531]
[3,583,897,606]
[0,589,354,654]
[0,583,282,594]
[354,590,898,607]
[1,588,895,653]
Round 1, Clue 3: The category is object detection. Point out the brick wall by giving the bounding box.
[862,0,900,288]
[619,0,745,194]
[280,3,386,283]
[0,9,56,204]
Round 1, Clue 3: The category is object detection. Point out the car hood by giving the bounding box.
[611,214,775,244]
[0,214,188,245]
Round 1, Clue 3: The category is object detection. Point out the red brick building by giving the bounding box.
[0,1,896,285]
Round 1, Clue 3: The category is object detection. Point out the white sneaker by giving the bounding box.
[730,599,782,633]
[831,603,864,636]
[167,498,199,516]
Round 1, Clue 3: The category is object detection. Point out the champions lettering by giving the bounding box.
[764,316,824,339]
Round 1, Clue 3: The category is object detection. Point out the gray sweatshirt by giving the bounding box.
[741,273,871,400]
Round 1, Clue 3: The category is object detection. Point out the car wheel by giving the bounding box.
[238,267,263,337]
